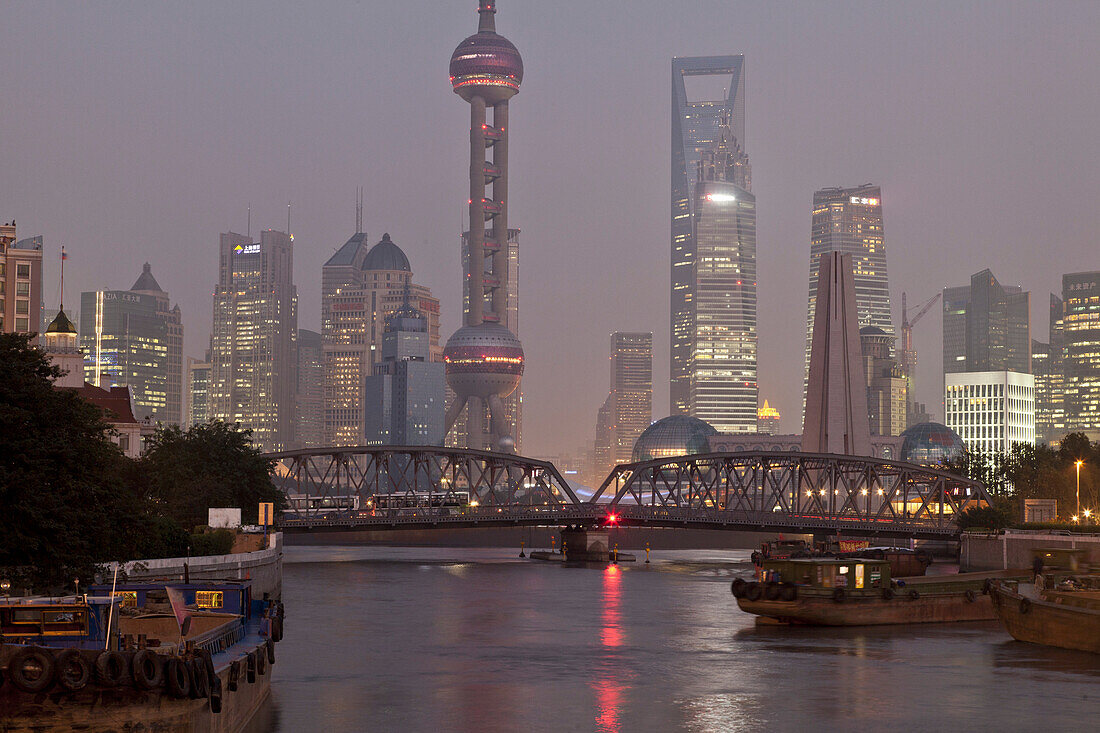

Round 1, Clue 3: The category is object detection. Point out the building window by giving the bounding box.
[16,263,30,279]
[15,317,28,332]
[16,281,29,296]
[15,299,29,314]
[195,591,223,609]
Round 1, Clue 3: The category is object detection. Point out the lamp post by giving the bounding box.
[1076,460,1084,520]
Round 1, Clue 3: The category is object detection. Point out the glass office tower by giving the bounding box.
[671,55,747,417]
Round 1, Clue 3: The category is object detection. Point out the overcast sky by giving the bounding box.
[3,1,1099,456]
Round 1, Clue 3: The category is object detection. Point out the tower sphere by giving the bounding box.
[449,4,523,104]
[443,322,524,400]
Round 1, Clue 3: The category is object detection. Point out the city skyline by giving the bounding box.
[4,2,1100,454]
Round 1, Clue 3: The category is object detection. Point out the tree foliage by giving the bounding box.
[0,333,147,589]
[0,334,283,592]
[138,421,283,529]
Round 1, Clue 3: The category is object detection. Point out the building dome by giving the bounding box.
[631,415,718,464]
[899,422,965,466]
[443,322,524,400]
[361,233,411,272]
[45,308,77,335]
[859,325,887,336]
[449,3,523,103]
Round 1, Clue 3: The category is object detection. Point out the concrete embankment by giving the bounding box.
[105,532,283,599]
[961,529,1100,571]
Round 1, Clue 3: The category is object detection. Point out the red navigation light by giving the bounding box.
[606,513,619,525]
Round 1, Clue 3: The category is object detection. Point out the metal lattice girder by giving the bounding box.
[268,446,581,520]
[589,451,991,532]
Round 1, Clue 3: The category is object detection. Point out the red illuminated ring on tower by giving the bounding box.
[443,345,525,376]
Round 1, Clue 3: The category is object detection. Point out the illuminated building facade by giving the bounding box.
[860,326,908,436]
[688,112,755,431]
[209,229,298,452]
[186,358,212,426]
[757,399,780,435]
[129,263,183,424]
[0,222,43,336]
[607,332,653,465]
[1062,272,1100,434]
[804,185,892,411]
[942,269,1030,376]
[79,286,170,422]
[671,55,746,416]
[1033,294,1066,443]
[321,231,440,447]
[593,395,613,478]
[364,297,445,446]
[443,1,526,452]
[296,329,324,448]
[945,371,1035,455]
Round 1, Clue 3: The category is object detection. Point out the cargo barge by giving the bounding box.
[0,579,284,732]
[732,557,1027,626]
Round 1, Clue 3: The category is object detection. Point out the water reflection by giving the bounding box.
[594,564,625,732]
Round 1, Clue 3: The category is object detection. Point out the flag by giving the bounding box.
[60,249,68,261]
[165,586,192,637]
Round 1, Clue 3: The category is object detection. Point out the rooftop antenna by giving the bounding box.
[59,245,67,310]
[287,201,292,235]
[356,187,363,234]
[247,203,251,238]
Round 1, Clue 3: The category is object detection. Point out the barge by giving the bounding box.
[990,579,1100,654]
[0,579,284,732]
[732,557,1026,626]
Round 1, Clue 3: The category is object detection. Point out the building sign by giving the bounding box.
[850,196,879,206]
[418,299,440,314]
[234,243,261,256]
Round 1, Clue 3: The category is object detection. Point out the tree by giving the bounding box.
[0,333,147,589]
[138,421,283,529]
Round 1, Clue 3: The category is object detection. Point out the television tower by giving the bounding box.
[443,0,525,452]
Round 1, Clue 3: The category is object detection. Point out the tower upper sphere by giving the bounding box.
[449,0,523,104]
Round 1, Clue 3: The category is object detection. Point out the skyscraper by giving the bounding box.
[185,358,212,426]
[671,55,746,416]
[364,296,446,446]
[804,185,892,408]
[296,329,323,448]
[130,263,184,424]
[1,221,43,336]
[443,1,526,452]
[321,230,440,447]
[209,229,298,452]
[80,286,170,422]
[860,326,908,436]
[687,112,756,431]
[942,269,1030,376]
[607,332,653,465]
[1033,294,1066,443]
[1062,272,1100,434]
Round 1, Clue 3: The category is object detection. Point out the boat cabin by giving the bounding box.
[0,595,120,649]
[762,558,893,592]
[1032,547,1090,573]
[88,581,256,619]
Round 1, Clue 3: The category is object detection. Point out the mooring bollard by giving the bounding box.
[645,542,650,564]
[519,540,525,558]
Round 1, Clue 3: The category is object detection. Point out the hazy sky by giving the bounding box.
[4,1,1099,456]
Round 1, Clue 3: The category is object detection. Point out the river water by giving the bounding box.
[269,546,1097,732]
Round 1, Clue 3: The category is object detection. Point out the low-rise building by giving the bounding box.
[944,370,1035,455]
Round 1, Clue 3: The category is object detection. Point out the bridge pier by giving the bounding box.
[561,527,610,562]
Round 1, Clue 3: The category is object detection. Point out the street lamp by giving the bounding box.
[1075,460,1084,520]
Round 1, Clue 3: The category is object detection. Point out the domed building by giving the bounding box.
[321,230,441,447]
[631,415,718,463]
[899,422,966,466]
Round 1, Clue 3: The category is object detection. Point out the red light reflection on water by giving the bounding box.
[593,564,625,733]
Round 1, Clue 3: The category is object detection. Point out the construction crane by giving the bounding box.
[900,290,942,383]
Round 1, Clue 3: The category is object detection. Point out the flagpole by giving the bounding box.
[60,246,66,310]
[104,564,118,650]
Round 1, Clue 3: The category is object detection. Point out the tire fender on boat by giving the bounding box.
[881,587,895,600]
[764,582,781,601]
[132,649,164,690]
[209,675,224,713]
[228,660,241,691]
[8,646,56,694]
[982,578,994,595]
[731,578,747,598]
[964,589,977,603]
[189,658,209,699]
[908,589,920,601]
[266,639,276,665]
[165,657,191,699]
[246,651,257,683]
[1020,598,1032,614]
[94,651,128,687]
[256,647,267,676]
[744,582,762,601]
[55,649,92,692]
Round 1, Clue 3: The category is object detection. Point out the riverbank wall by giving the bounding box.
[960,529,1100,571]
[105,532,283,599]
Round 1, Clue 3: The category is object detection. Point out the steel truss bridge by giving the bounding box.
[270,447,991,539]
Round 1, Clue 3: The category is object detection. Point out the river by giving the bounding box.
[267,546,1097,732]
